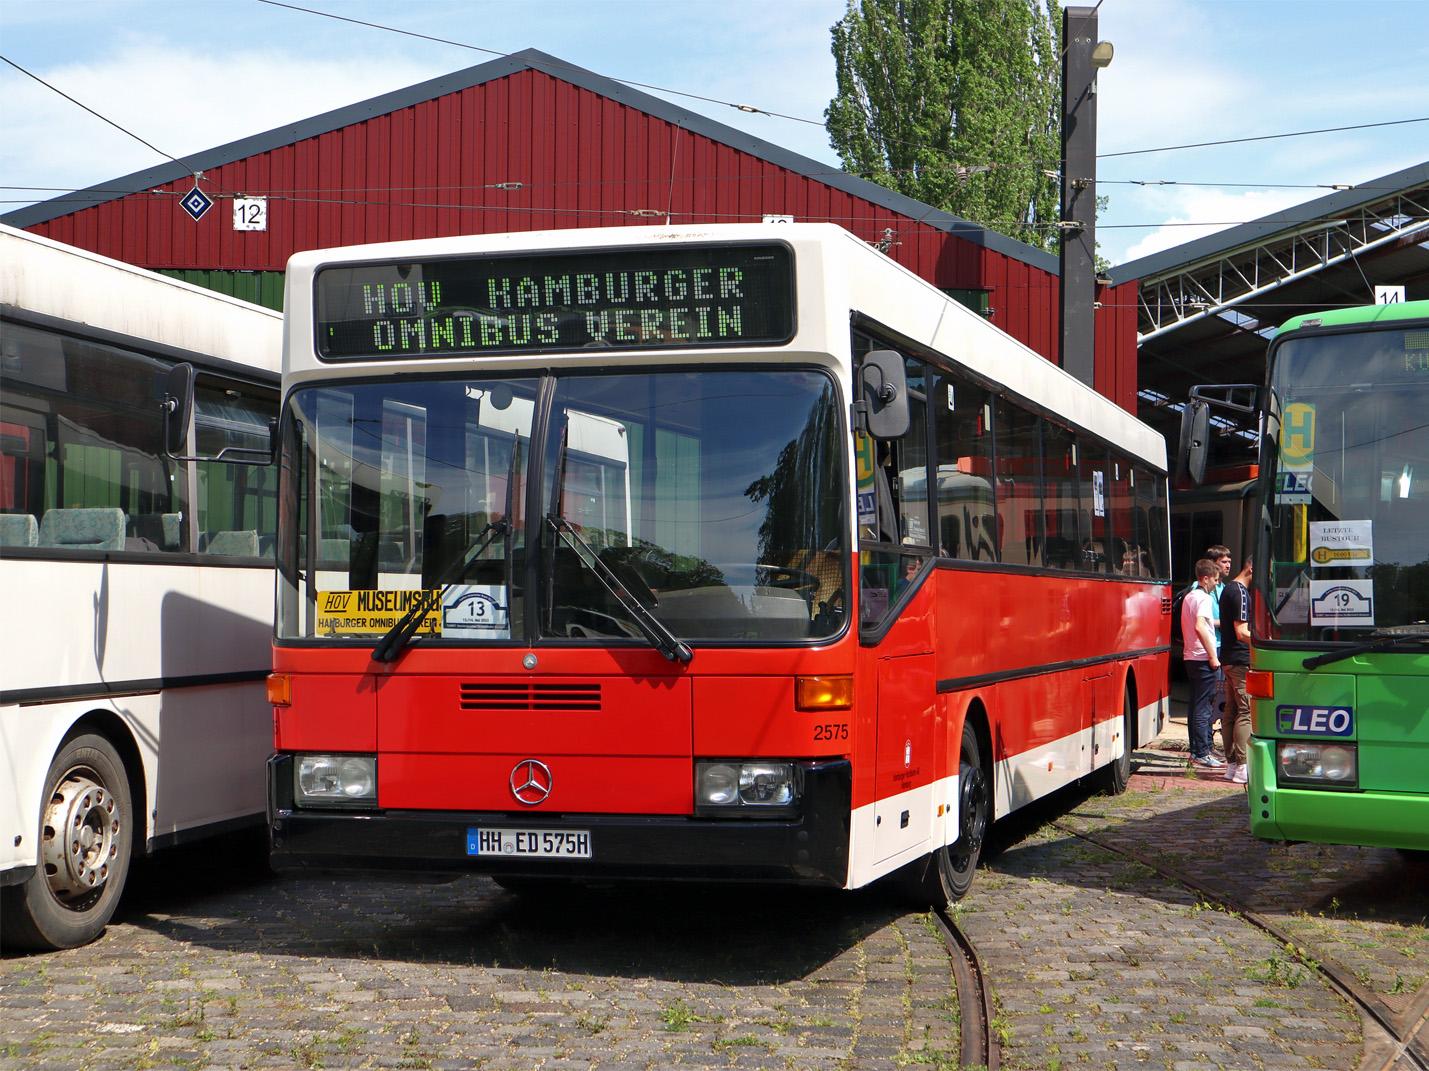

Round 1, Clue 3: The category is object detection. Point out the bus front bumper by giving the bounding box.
[267,755,852,886]
[1247,741,1429,851]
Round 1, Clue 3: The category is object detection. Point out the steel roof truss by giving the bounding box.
[1136,187,1429,341]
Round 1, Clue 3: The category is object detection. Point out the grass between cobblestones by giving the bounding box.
[4,780,1425,1070]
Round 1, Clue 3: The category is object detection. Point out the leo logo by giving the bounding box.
[322,592,352,612]
[1281,403,1316,465]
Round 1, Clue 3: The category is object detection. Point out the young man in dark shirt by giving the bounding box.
[1218,557,1253,784]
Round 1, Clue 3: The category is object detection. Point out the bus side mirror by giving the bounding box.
[861,350,910,440]
[1176,399,1210,487]
[163,363,196,459]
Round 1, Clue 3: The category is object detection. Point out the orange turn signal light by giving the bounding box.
[795,675,853,711]
[1246,669,1273,699]
[266,673,292,707]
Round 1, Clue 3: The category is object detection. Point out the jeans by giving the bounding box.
[1222,664,1252,764]
[1185,659,1219,759]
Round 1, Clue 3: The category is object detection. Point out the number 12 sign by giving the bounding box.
[233,197,268,232]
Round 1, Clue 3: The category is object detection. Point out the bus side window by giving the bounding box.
[1107,454,1135,574]
[194,381,279,559]
[932,370,995,561]
[853,341,934,631]
[0,321,187,552]
[993,399,1043,568]
[893,357,931,549]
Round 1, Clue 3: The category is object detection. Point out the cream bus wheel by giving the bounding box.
[0,734,134,951]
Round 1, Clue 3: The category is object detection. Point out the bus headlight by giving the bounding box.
[295,754,377,806]
[1277,742,1358,787]
[695,761,800,816]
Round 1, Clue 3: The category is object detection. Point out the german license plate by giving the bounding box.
[467,828,591,858]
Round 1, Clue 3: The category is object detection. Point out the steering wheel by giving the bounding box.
[753,564,821,597]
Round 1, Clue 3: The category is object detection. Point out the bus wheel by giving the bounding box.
[0,734,133,951]
[1098,690,1135,796]
[899,721,989,908]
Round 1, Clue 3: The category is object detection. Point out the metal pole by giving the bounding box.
[1059,5,1100,389]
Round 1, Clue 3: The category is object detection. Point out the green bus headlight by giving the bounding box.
[1278,742,1357,787]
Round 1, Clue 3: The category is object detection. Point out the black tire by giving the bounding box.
[899,720,990,908]
[0,734,133,951]
[1098,690,1135,796]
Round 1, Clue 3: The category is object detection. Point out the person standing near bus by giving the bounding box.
[1219,557,1253,784]
[1181,558,1225,770]
[1206,544,1233,738]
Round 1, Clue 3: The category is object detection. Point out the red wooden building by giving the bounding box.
[3,48,1137,411]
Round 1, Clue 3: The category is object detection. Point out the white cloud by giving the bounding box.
[2,41,440,204]
[1118,186,1308,263]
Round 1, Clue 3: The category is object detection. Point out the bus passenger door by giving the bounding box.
[1085,664,1116,775]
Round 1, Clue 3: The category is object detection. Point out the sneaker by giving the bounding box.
[1231,764,1249,785]
[1190,754,1226,769]
[1223,762,1241,782]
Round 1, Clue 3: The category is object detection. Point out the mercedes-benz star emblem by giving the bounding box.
[510,759,552,805]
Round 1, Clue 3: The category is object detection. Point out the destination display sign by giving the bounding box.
[315,243,795,360]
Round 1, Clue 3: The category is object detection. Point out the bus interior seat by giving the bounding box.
[0,512,39,547]
[205,529,260,556]
[128,512,185,551]
[319,538,350,564]
[38,507,125,551]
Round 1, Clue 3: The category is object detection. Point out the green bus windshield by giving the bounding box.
[1263,317,1429,642]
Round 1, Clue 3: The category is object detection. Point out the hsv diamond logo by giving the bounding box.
[180,187,214,221]
[510,760,552,805]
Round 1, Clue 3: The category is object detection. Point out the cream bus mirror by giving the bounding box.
[1175,399,1210,487]
[163,363,196,459]
[861,350,910,440]
[163,361,277,467]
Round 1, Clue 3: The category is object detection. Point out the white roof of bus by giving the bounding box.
[285,222,1165,471]
[1,223,281,376]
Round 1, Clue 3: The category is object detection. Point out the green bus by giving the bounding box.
[1179,299,1429,852]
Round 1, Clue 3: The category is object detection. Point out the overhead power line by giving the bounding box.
[3,182,1421,241]
[252,0,1429,172]
[0,55,186,168]
[5,6,1423,228]
[1100,116,1429,159]
[253,0,817,127]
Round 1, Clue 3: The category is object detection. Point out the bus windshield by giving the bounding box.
[1264,325,1429,641]
[277,368,847,645]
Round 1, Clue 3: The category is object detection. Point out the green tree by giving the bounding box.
[826,0,1063,252]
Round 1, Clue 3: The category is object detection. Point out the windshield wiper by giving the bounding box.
[372,431,522,664]
[1302,630,1429,670]
[546,514,692,664]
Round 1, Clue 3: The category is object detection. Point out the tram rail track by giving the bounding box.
[933,905,1000,1070]
[1051,820,1429,1071]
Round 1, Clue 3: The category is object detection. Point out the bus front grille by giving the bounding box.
[459,682,602,712]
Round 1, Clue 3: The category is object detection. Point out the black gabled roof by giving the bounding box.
[2,48,1058,273]
[1108,159,1429,284]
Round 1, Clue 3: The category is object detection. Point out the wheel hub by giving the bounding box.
[958,765,988,854]
[40,772,119,903]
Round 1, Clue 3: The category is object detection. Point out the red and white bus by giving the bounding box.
[264,223,1170,903]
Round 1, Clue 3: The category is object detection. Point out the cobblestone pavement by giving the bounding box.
[958,729,1429,1071]
[1,842,959,1070]
[4,728,1427,1071]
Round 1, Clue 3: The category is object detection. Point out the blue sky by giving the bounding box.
[2,0,1427,266]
